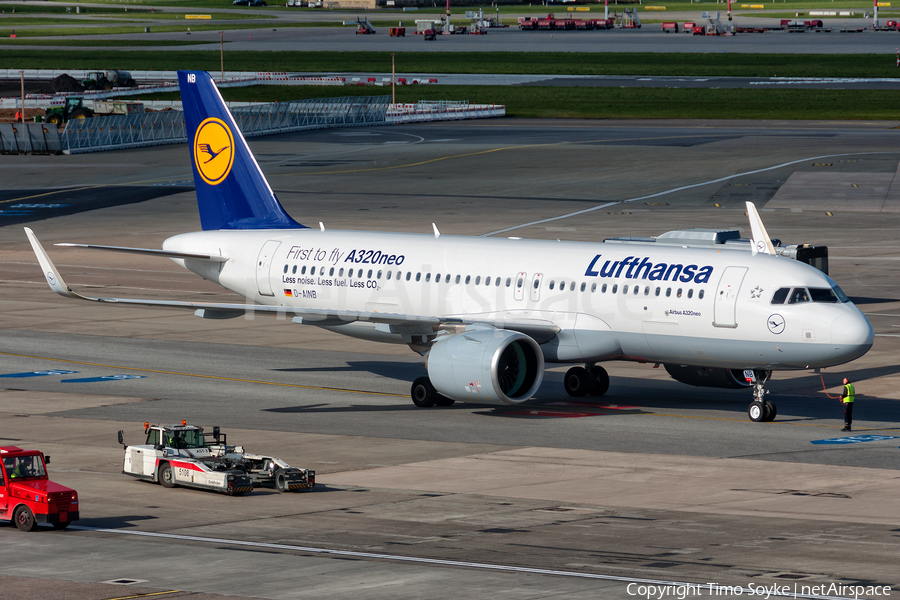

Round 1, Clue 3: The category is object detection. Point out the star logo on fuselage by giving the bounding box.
[750,286,763,299]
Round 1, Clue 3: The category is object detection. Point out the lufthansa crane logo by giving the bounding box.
[193,118,234,185]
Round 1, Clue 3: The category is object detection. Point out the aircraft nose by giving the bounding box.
[831,310,874,361]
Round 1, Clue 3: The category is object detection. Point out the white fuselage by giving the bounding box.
[164,229,874,371]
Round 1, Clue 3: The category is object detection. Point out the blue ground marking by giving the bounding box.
[0,370,78,378]
[811,435,900,445]
[61,374,146,383]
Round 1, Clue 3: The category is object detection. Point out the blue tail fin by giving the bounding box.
[178,70,305,231]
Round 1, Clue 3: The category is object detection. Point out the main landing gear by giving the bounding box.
[563,363,610,398]
[410,377,455,408]
[746,369,776,422]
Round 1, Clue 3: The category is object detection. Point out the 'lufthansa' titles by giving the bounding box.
[584,254,713,284]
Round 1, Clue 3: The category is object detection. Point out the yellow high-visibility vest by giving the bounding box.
[843,383,855,404]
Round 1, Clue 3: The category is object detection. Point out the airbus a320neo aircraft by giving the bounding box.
[26,70,874,422]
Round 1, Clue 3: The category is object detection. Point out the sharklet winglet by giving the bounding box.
[746,201,775,256]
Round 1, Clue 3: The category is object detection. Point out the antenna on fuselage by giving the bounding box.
[746,201,775,256]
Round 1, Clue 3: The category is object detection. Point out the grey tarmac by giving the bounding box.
[0,119,898,599]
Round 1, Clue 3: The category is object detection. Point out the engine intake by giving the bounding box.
[427,328,544,404]
[664,364,750,389]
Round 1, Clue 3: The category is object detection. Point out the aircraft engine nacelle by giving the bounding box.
[663,364,751,389]
[427,328,544,405]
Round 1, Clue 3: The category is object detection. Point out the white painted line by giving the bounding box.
[69,526,859,600]
[482,151,894,237]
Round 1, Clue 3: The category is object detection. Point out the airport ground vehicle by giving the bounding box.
[81,69,135,91]
[44,97,92,125]
[119,422,315,495]
[0,446,79,532]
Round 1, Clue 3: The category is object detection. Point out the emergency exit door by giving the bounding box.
[256,240,281,297]
[713,266,747,328]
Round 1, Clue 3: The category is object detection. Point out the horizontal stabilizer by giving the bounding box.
[55,243,228,263]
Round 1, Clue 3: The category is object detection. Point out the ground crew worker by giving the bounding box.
[840,377,855,432]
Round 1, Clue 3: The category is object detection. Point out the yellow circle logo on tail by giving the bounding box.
[193,118,234,185]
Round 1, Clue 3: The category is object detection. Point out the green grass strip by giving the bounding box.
[2,50,899,78]
[137,84,900,120]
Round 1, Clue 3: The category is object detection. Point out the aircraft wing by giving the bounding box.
[54,243,229,263]
[26,228,559,336]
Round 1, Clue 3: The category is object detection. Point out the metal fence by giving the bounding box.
[0,122,62,155]
[60,96,391,154]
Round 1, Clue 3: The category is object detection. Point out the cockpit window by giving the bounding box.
[788,288,810,304]
[771,288,790,305]
[832,285,849,303]
[809,287,839,303]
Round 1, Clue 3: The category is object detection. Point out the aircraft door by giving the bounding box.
[256,240,282,297]
[514,272,526,301]
[530,273,543,302]
[713,266,748,328]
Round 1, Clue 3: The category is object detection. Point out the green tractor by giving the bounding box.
[45,97,94,126]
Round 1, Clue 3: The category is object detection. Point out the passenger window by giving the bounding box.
[292,265,297,275]
[602,284,607,293]
[677,288,682,298]
[358,269,363,278]
[339,268,344,277]
[789,288,810,304]
[687,289,693,298]
[496,278,501,287]
[367,269,373,278]
[644,286,650,296]
[283,265,288,274]
[310,266,316,276]
[533,279,539,289]
[425,273,431,282]
[485,277,491,286]
[467,275,472,285]
[549,281,555,290]
[435,273,440,282]
[612,284,618,294]
[633,286,639,295]
[623,285,629,294]
[446,274,451,283]
[506,278,512,287]
[771,287,790,304]
[416,273,421,282]
[591,283,597,292]
[406,272,412,281]
[516,277,523,287]
[302,266,307,275]
[666,288,672,297]
[330,267,335,276]
[655,287,660,296]
[475,276,481,285]
[560,280,565,290]
[456,275,462,284]
[699,289,705,299]
[570,282,576,291]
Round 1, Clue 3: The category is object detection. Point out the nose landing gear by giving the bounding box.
[747,370,776,422]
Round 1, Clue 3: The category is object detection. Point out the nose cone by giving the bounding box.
[831,310,875,363]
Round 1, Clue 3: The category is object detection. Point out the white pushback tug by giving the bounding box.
[118,422,314,495]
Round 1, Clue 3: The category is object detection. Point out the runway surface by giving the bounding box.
[1,119,899,599]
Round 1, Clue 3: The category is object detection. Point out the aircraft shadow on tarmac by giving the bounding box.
[271,360,419,382]
[262,369,900,425]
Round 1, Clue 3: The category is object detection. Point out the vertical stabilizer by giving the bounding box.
[745,201,775,256]
[178,70,305,231]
